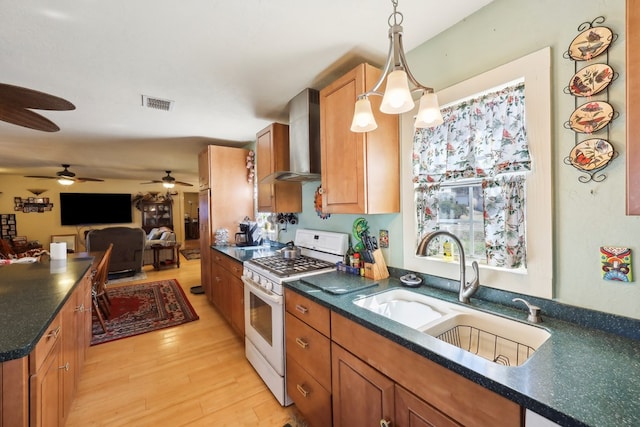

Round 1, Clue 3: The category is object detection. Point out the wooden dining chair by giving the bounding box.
[92,243,113,333]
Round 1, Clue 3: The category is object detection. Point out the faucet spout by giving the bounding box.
[416,230,480,303]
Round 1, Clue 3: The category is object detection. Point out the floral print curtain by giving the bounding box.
[413,82,530,269]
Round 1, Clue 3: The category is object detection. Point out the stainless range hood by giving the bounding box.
[261,88,321,183]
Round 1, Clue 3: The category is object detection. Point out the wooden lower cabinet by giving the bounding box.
[30,335,62,427]
[1,268,92,427]
[331,343,394,427]
[283,289,523,427]
[331,312,522,427]
[284,289,332,427]
[210,252,244,338]
[332,344,460,427]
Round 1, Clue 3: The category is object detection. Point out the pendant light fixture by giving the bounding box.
[350,0,444,132]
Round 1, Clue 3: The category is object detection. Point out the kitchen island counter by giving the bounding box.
[0,256,94,362]
[285,273,640,427]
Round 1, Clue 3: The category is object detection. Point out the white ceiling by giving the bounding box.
[0,0,492,186]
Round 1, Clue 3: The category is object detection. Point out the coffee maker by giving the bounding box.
[235,220,261,247]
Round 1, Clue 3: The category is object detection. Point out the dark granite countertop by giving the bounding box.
[0,257,94,362]
[210,244,281,263]
[284,273,640,427]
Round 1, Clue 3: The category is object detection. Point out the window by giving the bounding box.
[401,47,552,299]
[413,80,529,269]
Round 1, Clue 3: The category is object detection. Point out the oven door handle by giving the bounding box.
[242,276,283,304]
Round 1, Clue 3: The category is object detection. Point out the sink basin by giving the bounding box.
[353,289,452,329]
[353,289,550,366]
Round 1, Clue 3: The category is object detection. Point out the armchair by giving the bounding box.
[143,227,178,266]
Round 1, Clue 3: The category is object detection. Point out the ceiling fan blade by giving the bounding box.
[140,180,164,184]
[0,83,75,110]
[174,181,194,187]
[76,177,105,182]
[0,106,61,132]
[24,175,58,180]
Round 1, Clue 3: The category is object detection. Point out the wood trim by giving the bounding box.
[627,0,640,214]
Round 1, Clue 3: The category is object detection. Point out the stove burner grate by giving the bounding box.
[249,255,335,277]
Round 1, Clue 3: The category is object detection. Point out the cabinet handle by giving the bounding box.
[295,304,308,315]
[379,419,392,427]
[295,337,309,349]
[296,384,310,398]
[47,325,61,339]
[75,304,85,312]
[59,362,70,371]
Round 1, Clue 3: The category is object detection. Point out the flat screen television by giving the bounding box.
[60,193,133,226]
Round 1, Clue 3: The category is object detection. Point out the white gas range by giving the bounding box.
[242,229,348,406]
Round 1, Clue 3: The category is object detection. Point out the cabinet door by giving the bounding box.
[627,0,640,214]
[228,273,245,337]
[320,63,400,214]
[332,343,394,427]
[395,385,461,427]
[256,123,302,213]
[198,147,210,190]
[60,293,77,424]
[30,339,62,427]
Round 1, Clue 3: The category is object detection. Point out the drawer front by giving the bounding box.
[285,289,330,337]
[286,312,331,391]
[29,312,62,374]
[218,254,243,278]
[286,356,332,427]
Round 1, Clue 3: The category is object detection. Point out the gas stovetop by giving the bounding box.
[248,255,335,278]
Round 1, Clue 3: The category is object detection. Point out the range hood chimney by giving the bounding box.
[261,88,321,183]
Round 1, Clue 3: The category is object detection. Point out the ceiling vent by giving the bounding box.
[141,95,174,111]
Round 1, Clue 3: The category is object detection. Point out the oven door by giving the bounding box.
[242,275,285,376]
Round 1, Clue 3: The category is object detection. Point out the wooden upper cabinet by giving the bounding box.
[198,148,210,190]
[627,0,640,214]
[320,63,400,214]
[256,123,302,213]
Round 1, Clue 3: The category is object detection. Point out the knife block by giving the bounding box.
[364,249,389,280]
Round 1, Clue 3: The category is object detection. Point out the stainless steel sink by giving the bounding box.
[353,289,550,366]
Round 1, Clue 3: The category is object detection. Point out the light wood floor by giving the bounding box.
[65,249,300,427]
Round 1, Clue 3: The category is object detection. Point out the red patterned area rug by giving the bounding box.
[91,279,199,346]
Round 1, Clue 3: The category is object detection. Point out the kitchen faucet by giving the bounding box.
[416,230,480,303]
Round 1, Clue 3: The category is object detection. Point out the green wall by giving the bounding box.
[295,0,640,319]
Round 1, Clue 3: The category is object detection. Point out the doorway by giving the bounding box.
[184,192,199,242]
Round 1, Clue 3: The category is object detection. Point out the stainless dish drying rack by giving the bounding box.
[436,325,537,367]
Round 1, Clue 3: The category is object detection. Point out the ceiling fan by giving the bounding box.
[0,83,75,132]
[25,164,105,185]
[141,171,194,188]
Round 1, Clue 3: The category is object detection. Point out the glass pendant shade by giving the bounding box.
[350,97,378,132]
[163,182,175,189]
[414,92,444,128]
[57,178,74,186]
[380,69,414,114]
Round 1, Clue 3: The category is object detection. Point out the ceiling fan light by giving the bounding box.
[415,92,444,128]
[57,178,74,186]
[380,69,414,114]
[163,181,175,189]
[350,97,378,132]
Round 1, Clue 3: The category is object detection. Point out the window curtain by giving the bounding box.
[413,82,530,269]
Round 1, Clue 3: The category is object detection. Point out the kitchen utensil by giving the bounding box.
[279,241,301,259]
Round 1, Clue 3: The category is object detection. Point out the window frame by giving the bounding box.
[401,47,553,299]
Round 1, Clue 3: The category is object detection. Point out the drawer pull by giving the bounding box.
[379,419,392,427]
[295,337,309,349]
[295,304,308,315]
[75,304,85,313]
[59,362,70,371]
[47,326,61,340]
[296,384,310,398]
